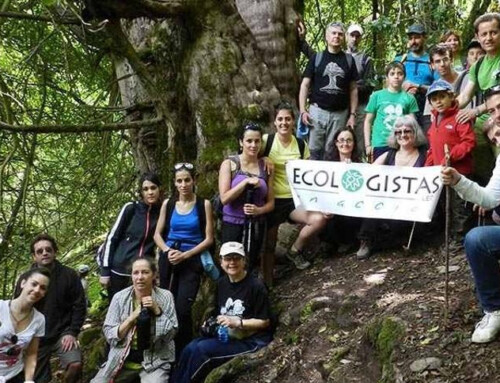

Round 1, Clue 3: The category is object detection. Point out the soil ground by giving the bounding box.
[231,224,500,383]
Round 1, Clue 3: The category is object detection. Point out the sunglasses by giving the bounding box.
[485,84,500,100]
[174,162,194,171]
[243,123,262,131]
[394,129,414,137]
[5,334,18,356]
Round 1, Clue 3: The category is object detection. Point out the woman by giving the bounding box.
[356,115,427,259]
[91,258,177,383]
[173,242,272,383]
[154,162,214,355]
[322,127,363,250]
[440,30,463,71]
[262,102,328,286]
[219,123,274,273]
[100,173,163,299]
[0,268,50,383]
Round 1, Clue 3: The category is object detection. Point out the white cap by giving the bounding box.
[220,242,246,257]
[347,24,364,36]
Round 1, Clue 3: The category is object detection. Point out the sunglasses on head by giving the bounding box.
[394,128,414,136]
[174,162,194,171]
[243,123,262,131]
[485,84,500,100]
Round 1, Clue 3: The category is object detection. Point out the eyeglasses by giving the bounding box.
[174,162,194,171]
[5,334,18,356]
[336,138,353,144]
[394,129,414,137]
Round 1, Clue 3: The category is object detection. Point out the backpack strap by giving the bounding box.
[474,56,485,84]
[345,52,354,72]
[295,136,306,159]
[263,133,275,157]
[195,196,207,239]
[399,53,408,64]
[162,198,177,239]
[314,51,324,74]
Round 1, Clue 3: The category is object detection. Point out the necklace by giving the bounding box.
[9,301,32,324]
[396,150,418,167]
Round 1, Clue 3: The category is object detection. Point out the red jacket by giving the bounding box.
[425,102,476,175]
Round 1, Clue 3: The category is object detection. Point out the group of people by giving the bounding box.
[4,10,500,383]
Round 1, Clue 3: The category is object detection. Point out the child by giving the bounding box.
[425,79,476,248]
[364,61,419,160]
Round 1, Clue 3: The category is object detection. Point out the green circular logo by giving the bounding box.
[342,170,364,192]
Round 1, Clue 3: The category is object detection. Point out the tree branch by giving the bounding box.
[0,117,163,133]
[0,11,79,24]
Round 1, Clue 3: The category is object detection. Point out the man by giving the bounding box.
[457,13,500,124]
[18,234,86,383]
[299,21,359,160]
[346,23,374,154]
[395,24,438,131]
[441,85,500,343]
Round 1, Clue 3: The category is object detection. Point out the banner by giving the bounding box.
[286,160,443,222]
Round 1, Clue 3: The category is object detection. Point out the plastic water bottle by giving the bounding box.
[217,325,229,343]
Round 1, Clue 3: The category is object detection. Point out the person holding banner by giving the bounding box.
[357,115,427,259]
[441,85,500,343]
[219,123,275,275]
[262,102,329,285]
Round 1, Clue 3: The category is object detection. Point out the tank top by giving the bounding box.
[165,206,203,252]
[222,158,268,225]
[384,148,426,167]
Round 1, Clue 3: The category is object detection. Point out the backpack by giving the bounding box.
[314,50,354,75]
[212,155,241,219]
[96,201,137,268]
[398,53,435,78]
[263,133,306,159]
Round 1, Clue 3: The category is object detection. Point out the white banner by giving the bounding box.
[286,160,443,222]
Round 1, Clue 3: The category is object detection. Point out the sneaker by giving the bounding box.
[286,250,311,270]
[471,310,500,343]
[356,241,371,260]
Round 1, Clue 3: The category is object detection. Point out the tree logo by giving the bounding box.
[342,170,364,192]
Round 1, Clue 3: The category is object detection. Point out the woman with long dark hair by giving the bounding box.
[219,123,275,274]
[0,268,50,383]
[154,162,214,355]
[99,173,163,299]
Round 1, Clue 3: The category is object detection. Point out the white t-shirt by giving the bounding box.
[0,300,45,380]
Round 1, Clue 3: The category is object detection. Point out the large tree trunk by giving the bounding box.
[92,0,300,194]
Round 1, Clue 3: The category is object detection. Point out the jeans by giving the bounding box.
[173,336,269,383]
[309,105,348,160]
[464,226,500,312]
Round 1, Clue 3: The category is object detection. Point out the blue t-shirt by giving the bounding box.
[166,206,203,252]
[395,52,439,86]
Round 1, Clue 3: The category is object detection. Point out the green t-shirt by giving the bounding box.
[365,89,419,148]
[470,52,500,125]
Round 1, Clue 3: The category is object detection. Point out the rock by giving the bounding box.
[410,357,442,372]
[436,265,460,274]
[363,272,387,285]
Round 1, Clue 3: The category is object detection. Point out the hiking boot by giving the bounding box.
[356,241,371,260]
[286,249,311,270]
[471,310,500,343]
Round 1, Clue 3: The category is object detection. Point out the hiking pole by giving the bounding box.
[444,144,451,326]
[403,221,416,251]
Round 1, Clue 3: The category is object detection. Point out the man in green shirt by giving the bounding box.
[458,13,500,124]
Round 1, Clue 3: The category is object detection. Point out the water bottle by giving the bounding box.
[217,325,229,343]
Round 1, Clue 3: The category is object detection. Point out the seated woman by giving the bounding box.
[356,115,427,259]
[154,162,214,355]
[173,242,272,383]
[322,127,363,250]
[0,268,50,383]
[262,102,328,285]
[100,173,163,299]
[91,258,177,383]
[219,123,274,273]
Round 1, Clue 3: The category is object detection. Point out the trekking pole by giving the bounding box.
[444,144,451,326]
[403,221,416,251]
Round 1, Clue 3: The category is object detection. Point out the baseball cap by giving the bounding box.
[347,24,364,36]
[220,242,246,258]
[426,80,454,99]
[406,24,426,35]
[466,39,482,51]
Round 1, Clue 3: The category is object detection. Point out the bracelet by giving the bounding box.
[155,307,163,317]
[350,112,357,117]
[475,107,481,117]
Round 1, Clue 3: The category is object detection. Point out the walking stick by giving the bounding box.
[444,144,451,326]
[403,221,417,251]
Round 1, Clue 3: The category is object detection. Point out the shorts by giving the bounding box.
[267,198,296,228]
[36,336,82,383]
